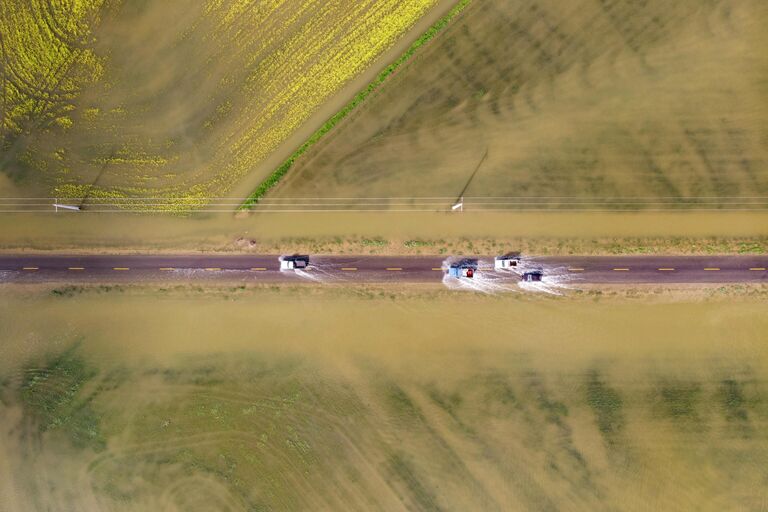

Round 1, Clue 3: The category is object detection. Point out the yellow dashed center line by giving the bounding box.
[432,267,443,271]
[386,267,403,271]
[68,267,84,271]
[703,268,720,271]
[22,267,38,271]
[159,267,175,271]
[113,267,129,271]
[658,268,675,271]
[205,268,221,271]
[251,267,267,271]
[612,268,630,271]
[341,267,357,271]
[749,267,766,271]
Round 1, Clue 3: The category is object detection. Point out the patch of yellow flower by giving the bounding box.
[12,0,440,210]
[214,0,440,201]
[0,0,106,135]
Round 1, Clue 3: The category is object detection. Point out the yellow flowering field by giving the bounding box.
[0,0,106,138]
[0,0,440,209]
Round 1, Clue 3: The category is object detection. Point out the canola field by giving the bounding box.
[0,0,440,209]
[0,0,107,145]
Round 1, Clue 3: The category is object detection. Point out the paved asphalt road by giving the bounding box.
[0,254,766,284]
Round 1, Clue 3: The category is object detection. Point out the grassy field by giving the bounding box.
[1,288,767,511]
[275,0,768,205]
[2,210,767,255]
[0,0,441,208]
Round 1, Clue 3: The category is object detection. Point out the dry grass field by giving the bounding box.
[276,0,768,205]
[0,0,440,208]
[1,288,768,511]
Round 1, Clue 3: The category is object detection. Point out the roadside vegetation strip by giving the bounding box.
[241,0,473,209]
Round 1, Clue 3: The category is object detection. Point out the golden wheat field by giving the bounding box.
[0,0,440,208]
[1,287,768,511]
[276,0,768,206]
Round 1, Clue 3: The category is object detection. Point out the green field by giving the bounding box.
[274,0,768,205]
[1,287,768,511]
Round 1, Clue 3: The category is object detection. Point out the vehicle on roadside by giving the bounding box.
[279,254,310,271]
[494,252,522,270]
[521,270,544,282]
[448,258,478,279]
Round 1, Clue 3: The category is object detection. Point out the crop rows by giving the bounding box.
[0,0,106,139]
[48,0,439,210]
[273,0,768,202]
[210,0,440,208]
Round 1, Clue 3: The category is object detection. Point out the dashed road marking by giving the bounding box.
[22,267,38,271]
[750,267,766,271]
[68,267,85,271]
[205,268,221,271]
[341,267,357,271]
[613,268,630,271]
[159,267,175,271]
[432,267,443,271]
[703,268,720,271]
[658,268,675,271]
[386,267,403,271]
[113,267,129,271]
[251,267,267,271]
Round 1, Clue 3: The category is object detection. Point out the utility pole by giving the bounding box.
[52,198,81,212]
[453,148,488,213]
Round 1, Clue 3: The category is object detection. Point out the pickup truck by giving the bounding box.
[448,258,478,278]
[494,252,521,270]
[521,270,544,282]
[279,254,310,271]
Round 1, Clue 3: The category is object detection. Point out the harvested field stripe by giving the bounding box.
[241,0,473,209]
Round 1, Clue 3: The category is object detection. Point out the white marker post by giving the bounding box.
[451,196,464,212]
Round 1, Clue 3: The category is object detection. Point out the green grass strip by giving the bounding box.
[241,0,472,209]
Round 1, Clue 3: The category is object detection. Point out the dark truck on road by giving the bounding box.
[521,270,544,282]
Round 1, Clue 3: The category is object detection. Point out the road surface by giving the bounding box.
[0,254,766,284]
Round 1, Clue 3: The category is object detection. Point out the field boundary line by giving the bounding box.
[240,0,473,210]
